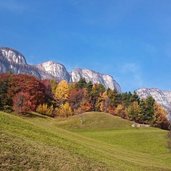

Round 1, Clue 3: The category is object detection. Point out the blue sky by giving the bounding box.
[0,0,171,92]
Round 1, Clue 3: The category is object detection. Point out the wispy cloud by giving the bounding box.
[0,0,26,13]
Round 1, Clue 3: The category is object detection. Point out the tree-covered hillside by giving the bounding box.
[0,73,169,129]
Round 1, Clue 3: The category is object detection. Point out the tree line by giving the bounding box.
[0,73,169,129]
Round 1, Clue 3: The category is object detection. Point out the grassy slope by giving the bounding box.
[0,111,171,171]
[57,112,170,154]
[55,112,133,131]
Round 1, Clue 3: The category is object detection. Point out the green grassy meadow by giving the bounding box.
[0,111,171,171]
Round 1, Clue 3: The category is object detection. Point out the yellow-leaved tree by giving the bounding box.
[99,91,110,112]
[36,103,54,116]
[56,102,72,117]
[55,80,69,104]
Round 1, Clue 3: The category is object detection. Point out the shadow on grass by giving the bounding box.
[3,111,49,119]
[22,112,48,118]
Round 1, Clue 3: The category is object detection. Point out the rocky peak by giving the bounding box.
[0,47,121,93]
[36,61,70,82]
[102,74,121,92]
[71,68,121,92]
[0,47,27,65]
[0,47,41,78]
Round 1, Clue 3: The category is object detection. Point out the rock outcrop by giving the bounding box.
[36,61,70,82]
[0,47,41,78]
[0,47,27,65]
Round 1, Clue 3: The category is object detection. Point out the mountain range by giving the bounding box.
[0,47,121,92]
[0,47,170,119]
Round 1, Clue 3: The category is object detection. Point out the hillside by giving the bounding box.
[1,111,171,171]
[1,73,169,130]
[56,112,134,131]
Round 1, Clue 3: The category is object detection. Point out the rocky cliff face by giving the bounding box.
[71,68,121,92]
[163,91,171,104]
[136,88,171,120]
[36,61,70,82]
[0,47,121,92]
[0,47,27,65]
[0,47,41,78]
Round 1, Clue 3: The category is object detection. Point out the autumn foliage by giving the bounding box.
[13,92,32,114]
[0,73,49,114]
[36,103,54,116]
[0,74,169,129]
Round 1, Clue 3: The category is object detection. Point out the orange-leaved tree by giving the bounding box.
[153,103,169,129]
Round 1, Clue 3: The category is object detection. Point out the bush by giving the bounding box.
[36,104,54,116]
[56,102,72,117]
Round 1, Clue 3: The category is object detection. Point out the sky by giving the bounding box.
[0,0,171,92]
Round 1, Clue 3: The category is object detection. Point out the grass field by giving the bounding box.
[0,111,171,171]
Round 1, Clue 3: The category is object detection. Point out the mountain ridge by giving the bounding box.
[0,47,121,92]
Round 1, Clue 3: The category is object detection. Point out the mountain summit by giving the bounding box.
[0,47,27,65]
[71,68,121,92]
[36,61,70,82]
[0,47,121,92]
